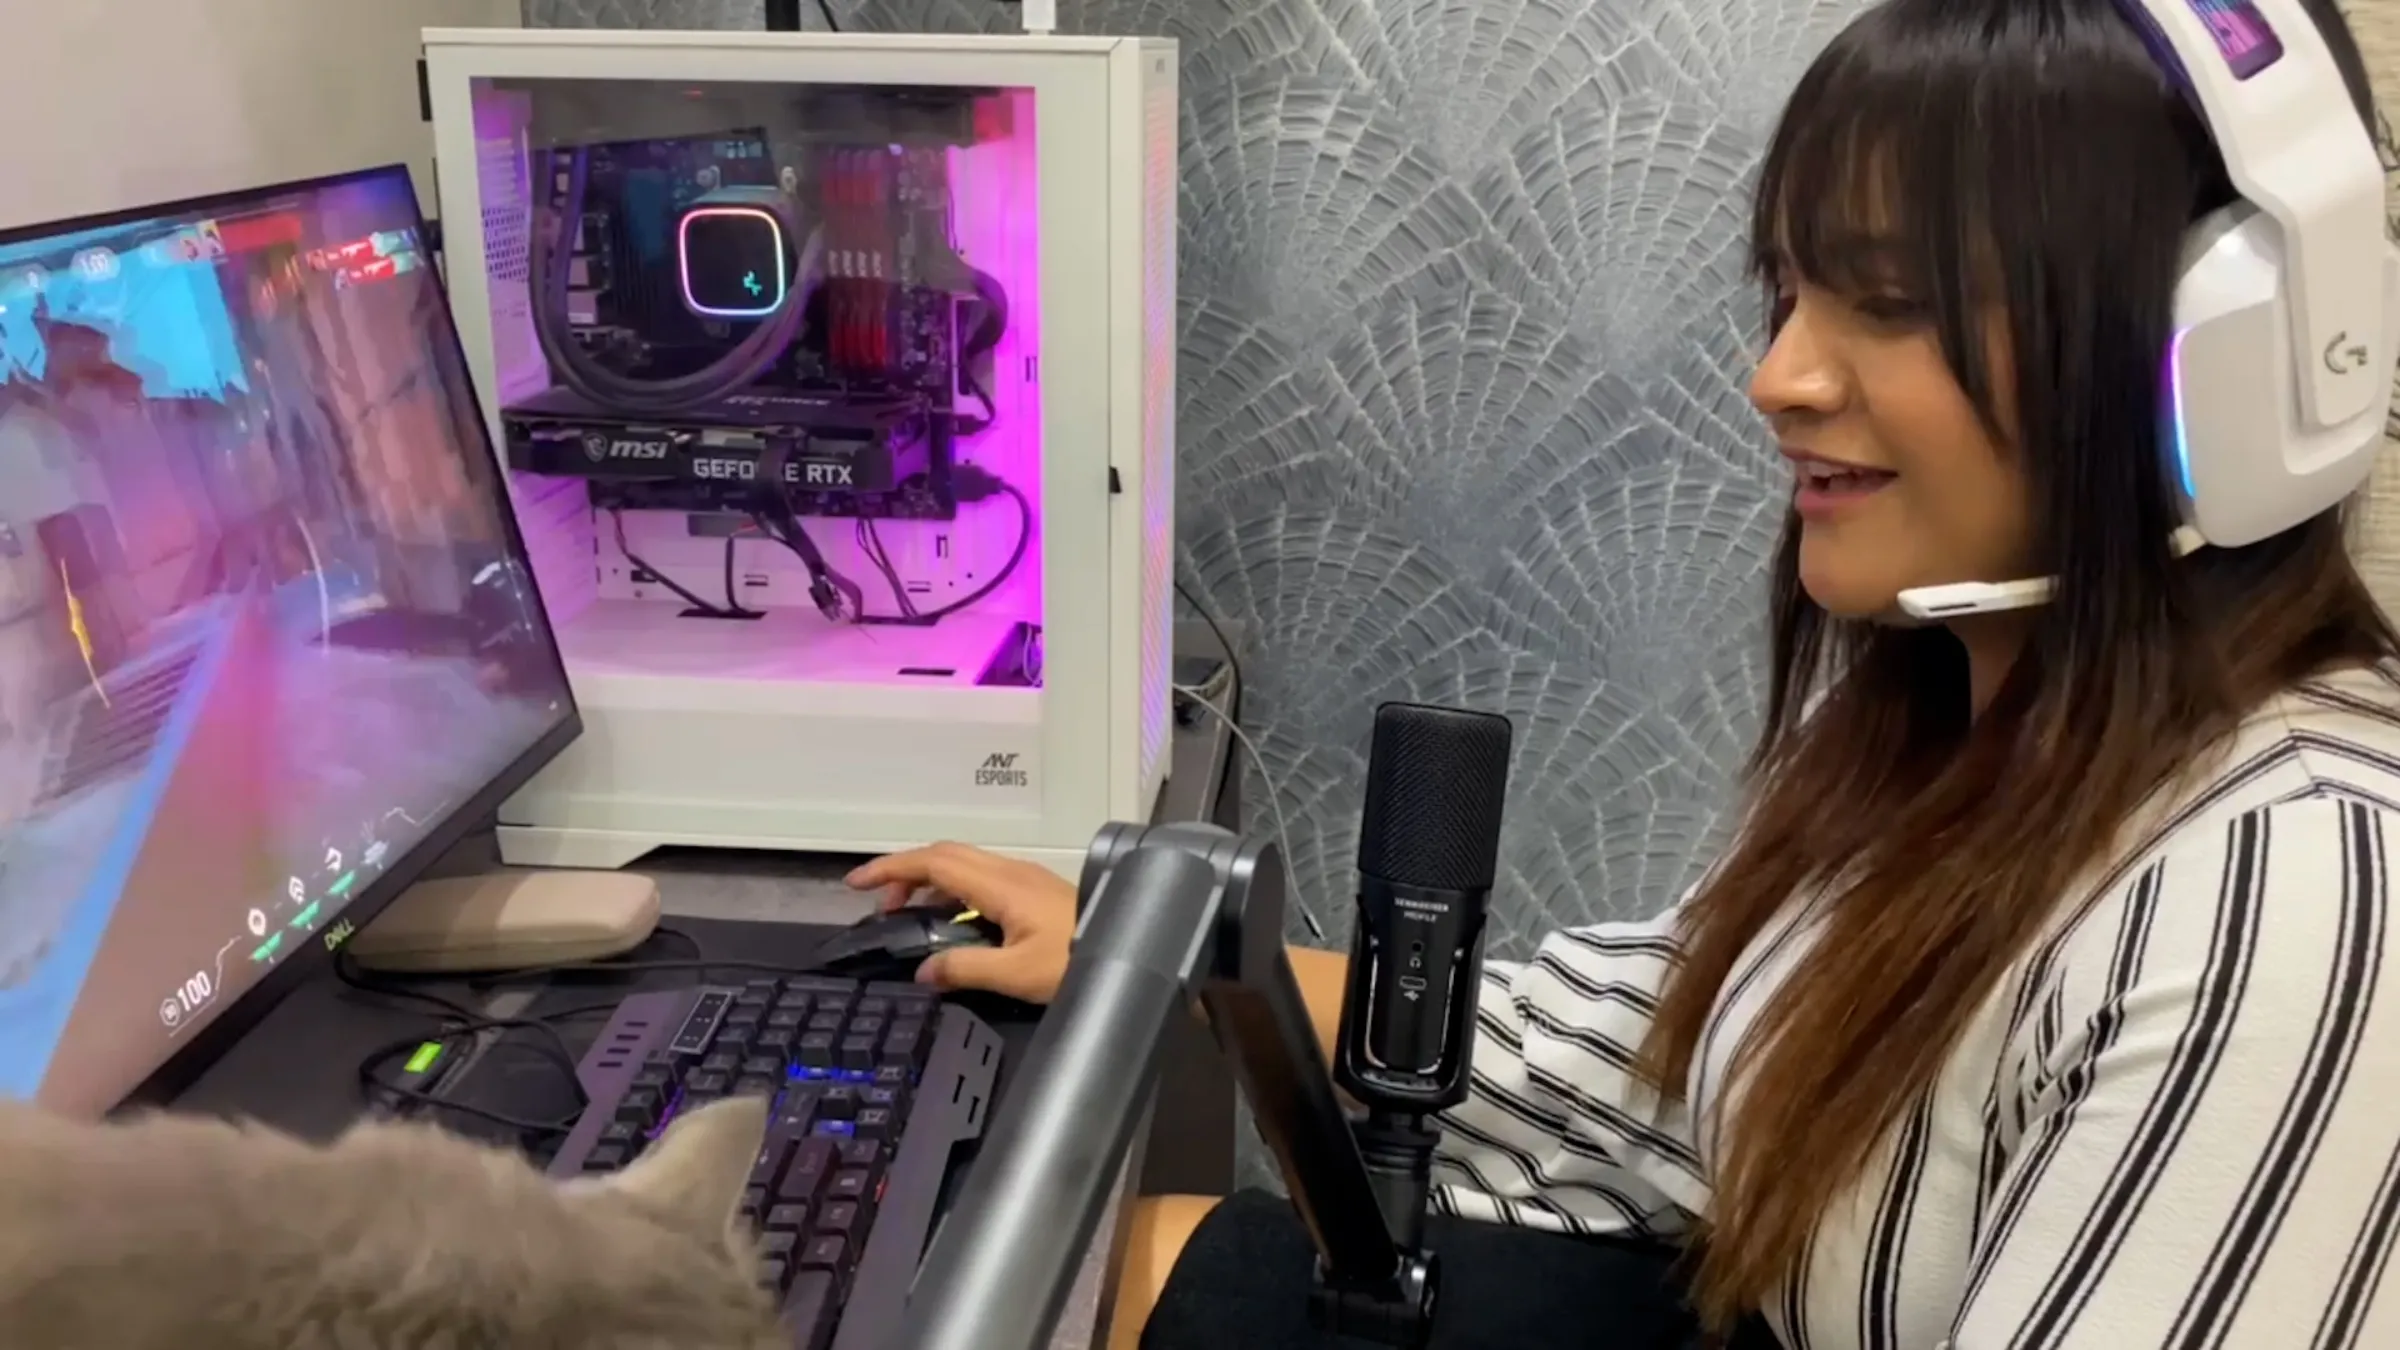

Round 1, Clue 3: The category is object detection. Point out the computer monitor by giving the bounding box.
[0,165,580,1117]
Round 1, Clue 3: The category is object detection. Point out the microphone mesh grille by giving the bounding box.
[1356,702,1514,892]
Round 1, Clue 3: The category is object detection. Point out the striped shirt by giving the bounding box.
[1430,666,2400,1349]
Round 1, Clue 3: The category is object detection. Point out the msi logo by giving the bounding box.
[582,432,673,463]
[973,752,1030,790]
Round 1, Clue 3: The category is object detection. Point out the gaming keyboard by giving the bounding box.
[547,975,1006,1349]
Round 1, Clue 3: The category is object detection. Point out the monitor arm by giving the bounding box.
[890,822,1437,1350]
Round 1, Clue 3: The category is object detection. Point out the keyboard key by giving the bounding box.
[777,1137,834,1203]
[802,1233,848,1269]
[750,1136,794,1188]
[597,1121,641,1150]
[872,1064,910,1090]
[758,1230,799,1264]
[700,1050,742,1076]
[767,1009,804,1030]
[796,1033,837,1071]
[687,1071,731,1095]
[584,1144,626,1172]
[740,1185,766,1219]
[836,1138,881,1170]
[742,1054,785,1078]
[764,1203,811,1232]
[854,1107,895,1141]
[839,1036,878,1072]
[757,1029,796,1057]
[861,1085,904,1113]
[819,1085,860,1119]
[630,1067,673,1094]
[733,1075,780,1098]
[614,1087,663,1131]
[722,1005,763,1029]
[790,975,863,994]
[806,1013,846,1037]
[785,1269,837,1350]
[888,1015,928,1050]
[817,1199,860,1236]
[744,978,782,1000]
[829,1168,871,1203]
[777,1084,822,1130]
[774,990,814,1016]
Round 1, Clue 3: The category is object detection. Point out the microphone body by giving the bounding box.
[1332,702,1514,1249]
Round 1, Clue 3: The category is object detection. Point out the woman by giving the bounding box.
[855,0,2400,1345]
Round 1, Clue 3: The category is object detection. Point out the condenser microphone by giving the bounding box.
[1334,701,1514,1114]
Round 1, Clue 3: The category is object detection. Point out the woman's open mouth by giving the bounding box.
[1792,460,1895,517]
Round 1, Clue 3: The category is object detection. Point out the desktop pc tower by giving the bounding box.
[421,30,1181,878]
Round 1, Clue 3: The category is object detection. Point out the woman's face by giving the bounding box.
[1749,276,2034,620]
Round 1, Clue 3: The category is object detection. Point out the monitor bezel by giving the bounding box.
[0,162,586,1113]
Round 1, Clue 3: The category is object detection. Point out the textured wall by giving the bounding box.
[523,0,1852,946]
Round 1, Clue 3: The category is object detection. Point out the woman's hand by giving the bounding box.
[846,842,1078,1004]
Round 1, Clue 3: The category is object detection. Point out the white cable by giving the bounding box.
[1019,0,1057,34]
[1172,682,1327,940]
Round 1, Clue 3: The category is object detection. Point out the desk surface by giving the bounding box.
[170,650,1243,1350]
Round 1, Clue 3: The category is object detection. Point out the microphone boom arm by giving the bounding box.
[891,822,1437,1350]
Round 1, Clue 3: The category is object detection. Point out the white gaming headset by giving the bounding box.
[1897,0,2400,620]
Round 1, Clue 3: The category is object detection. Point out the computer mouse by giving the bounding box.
[810,901,1006,981]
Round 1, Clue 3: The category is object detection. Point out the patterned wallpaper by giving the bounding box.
[522,0,2400,954]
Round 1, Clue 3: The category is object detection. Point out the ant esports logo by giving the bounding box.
[975,752,1030,789]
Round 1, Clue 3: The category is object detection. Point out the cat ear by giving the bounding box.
[600,1095,769,1233]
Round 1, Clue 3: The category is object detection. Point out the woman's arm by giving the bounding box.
[1288,944,1348,1063]
[1950,793,2400,1349]
[1427,903,1711,1238]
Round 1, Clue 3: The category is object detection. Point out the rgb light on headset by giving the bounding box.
[678,204,789,320]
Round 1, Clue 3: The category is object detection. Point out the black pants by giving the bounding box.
[1141,1190,1780,1350]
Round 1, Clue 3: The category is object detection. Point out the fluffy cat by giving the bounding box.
[0,1094,787,1350]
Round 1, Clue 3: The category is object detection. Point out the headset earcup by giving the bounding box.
[2166,206,2387,546]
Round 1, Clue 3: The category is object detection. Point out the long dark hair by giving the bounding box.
[1637,0,2397,1328]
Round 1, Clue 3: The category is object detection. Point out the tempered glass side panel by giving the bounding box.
[468,76,1043,692]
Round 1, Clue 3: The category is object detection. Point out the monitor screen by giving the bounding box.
[0,167,577,1116]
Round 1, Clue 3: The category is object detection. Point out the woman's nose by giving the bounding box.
[1750,303,1848,421]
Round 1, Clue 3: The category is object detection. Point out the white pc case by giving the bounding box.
[421,29,1177,877]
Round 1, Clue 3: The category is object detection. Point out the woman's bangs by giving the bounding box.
[1750,31,1996,311]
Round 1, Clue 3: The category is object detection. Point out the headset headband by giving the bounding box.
[2114,0,2388,429]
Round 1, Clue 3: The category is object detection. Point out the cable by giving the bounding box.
[866,472,1029,626]
[335,949,592,1136]
[855,517,919,618]
[1171,682,1326,940]
[721,528,762,617]
[1174,577,1245,730]
[814,0,840,29]
[339,925,791,1138]
[611,509,742,617]
[356,1023,589,1137]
